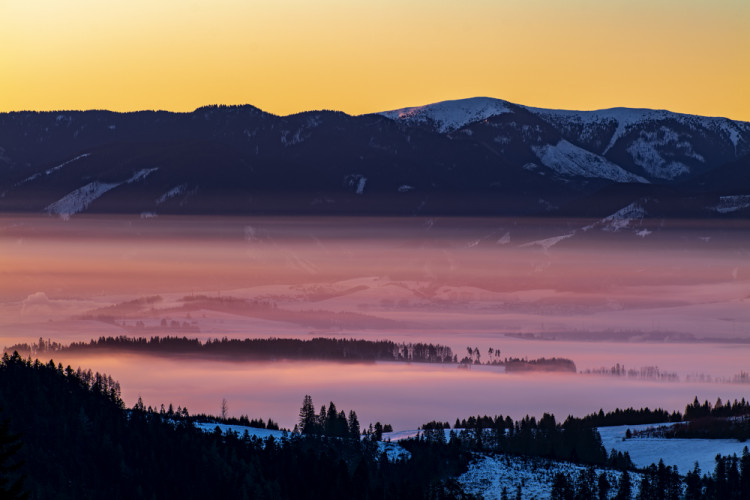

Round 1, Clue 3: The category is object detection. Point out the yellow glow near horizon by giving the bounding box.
[1,0,749,120]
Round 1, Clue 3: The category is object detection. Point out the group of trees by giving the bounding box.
[0,351,472,499]
[580,407,683,428]
[551,468,632,500]
[297,395,360,439]
[582,364,679,382]
[297,395,392,441]
[6,346,750,498]
[18,335,457,364]
[420,412,627,468]
[684,397,750,420]
[626,398,750,441]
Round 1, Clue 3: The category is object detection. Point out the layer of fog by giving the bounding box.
[2,214,749,427]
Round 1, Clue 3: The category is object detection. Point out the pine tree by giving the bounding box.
[740,447,750,500]
[616,469,632,500]
[348,410,360,439]
[0,414,28,500]
[598,472,610,500]
[298,395,317,434]
[684,462,702,500]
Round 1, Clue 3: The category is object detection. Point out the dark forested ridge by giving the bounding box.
[1,101,749,219]
[2,350,750,498]
[7,335,457,364]
[0,352,473,500]
[7,336,582,374]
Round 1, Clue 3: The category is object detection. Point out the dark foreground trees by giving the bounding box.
[0,352,472,500]
[0,411,27,500]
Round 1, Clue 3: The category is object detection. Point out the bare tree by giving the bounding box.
[221,398,228,420]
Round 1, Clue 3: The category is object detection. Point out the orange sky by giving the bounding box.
[2,0,749,120]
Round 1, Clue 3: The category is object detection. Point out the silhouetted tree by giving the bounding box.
[0,413,28,500]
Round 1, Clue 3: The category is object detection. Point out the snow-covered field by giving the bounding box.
[193,419,749,497]
[458,454,640,500]
[193,421,284,440]
[599,423,749,473]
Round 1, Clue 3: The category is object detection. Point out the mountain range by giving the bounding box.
[1,97,749,218]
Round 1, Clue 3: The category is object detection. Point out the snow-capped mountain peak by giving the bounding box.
[378,97,512,133]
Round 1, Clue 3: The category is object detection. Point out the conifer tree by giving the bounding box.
[298,395,317,434]
[0,414,28,500]
[348,410,360,439]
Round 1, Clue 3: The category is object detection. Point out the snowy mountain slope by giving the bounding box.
[45,168,158,220]
[379,97,513,133]
[525,106,750,180]
[532,140,649,183]
[1,99,749,218]
[526,106,750,154]
[582,201,649,233]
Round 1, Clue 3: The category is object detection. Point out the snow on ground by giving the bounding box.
[582,202,647,233]
[356,177,367,195]
[377,440,412,461]
[15,153,90,186]
[599,424,750,474]
[458,454,640,500]
[625,128,696,180]
[46,181,122,220]
[713,195,750,214]
[156,184,188,204]
[518,232,575,251]
[196,422,411,461]
[194,421,285,440]
[196,420,749,477]
[46,168,158,219]
[526,106,750,154]
[379,97,512,133]
[531,140,648,183]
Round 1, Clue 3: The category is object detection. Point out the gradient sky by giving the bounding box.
[2,0,749,120]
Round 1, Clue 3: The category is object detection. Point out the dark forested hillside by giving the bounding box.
[0,352,473,500]
[1,99,749,218]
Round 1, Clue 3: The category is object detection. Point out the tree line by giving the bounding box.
[0,351,472,499]
[7,335,457,364]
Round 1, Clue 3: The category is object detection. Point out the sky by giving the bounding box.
[2,0,749,120]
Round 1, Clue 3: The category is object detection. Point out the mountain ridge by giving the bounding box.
[1,97,748,219]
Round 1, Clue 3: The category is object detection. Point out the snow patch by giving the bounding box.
[625,127,702,179]
[599,424,750,474]
[497,232,511,245]
[527,105,750,155]
[600,202,646,232]
[713,195,750,213]
[344,174,367,194]
[156,184,188,205]
[379,97,512,133]
[356,177,367,195]
[519,233,575,251]
[194,422,285,441]
[46,181,121,220]
[127,168,158,184]
[458,454,639,500]
[532,140,648,183]
[15,153,90,186]
[46,168,157,219]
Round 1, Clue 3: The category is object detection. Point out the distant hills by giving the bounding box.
[1,97,748,218]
